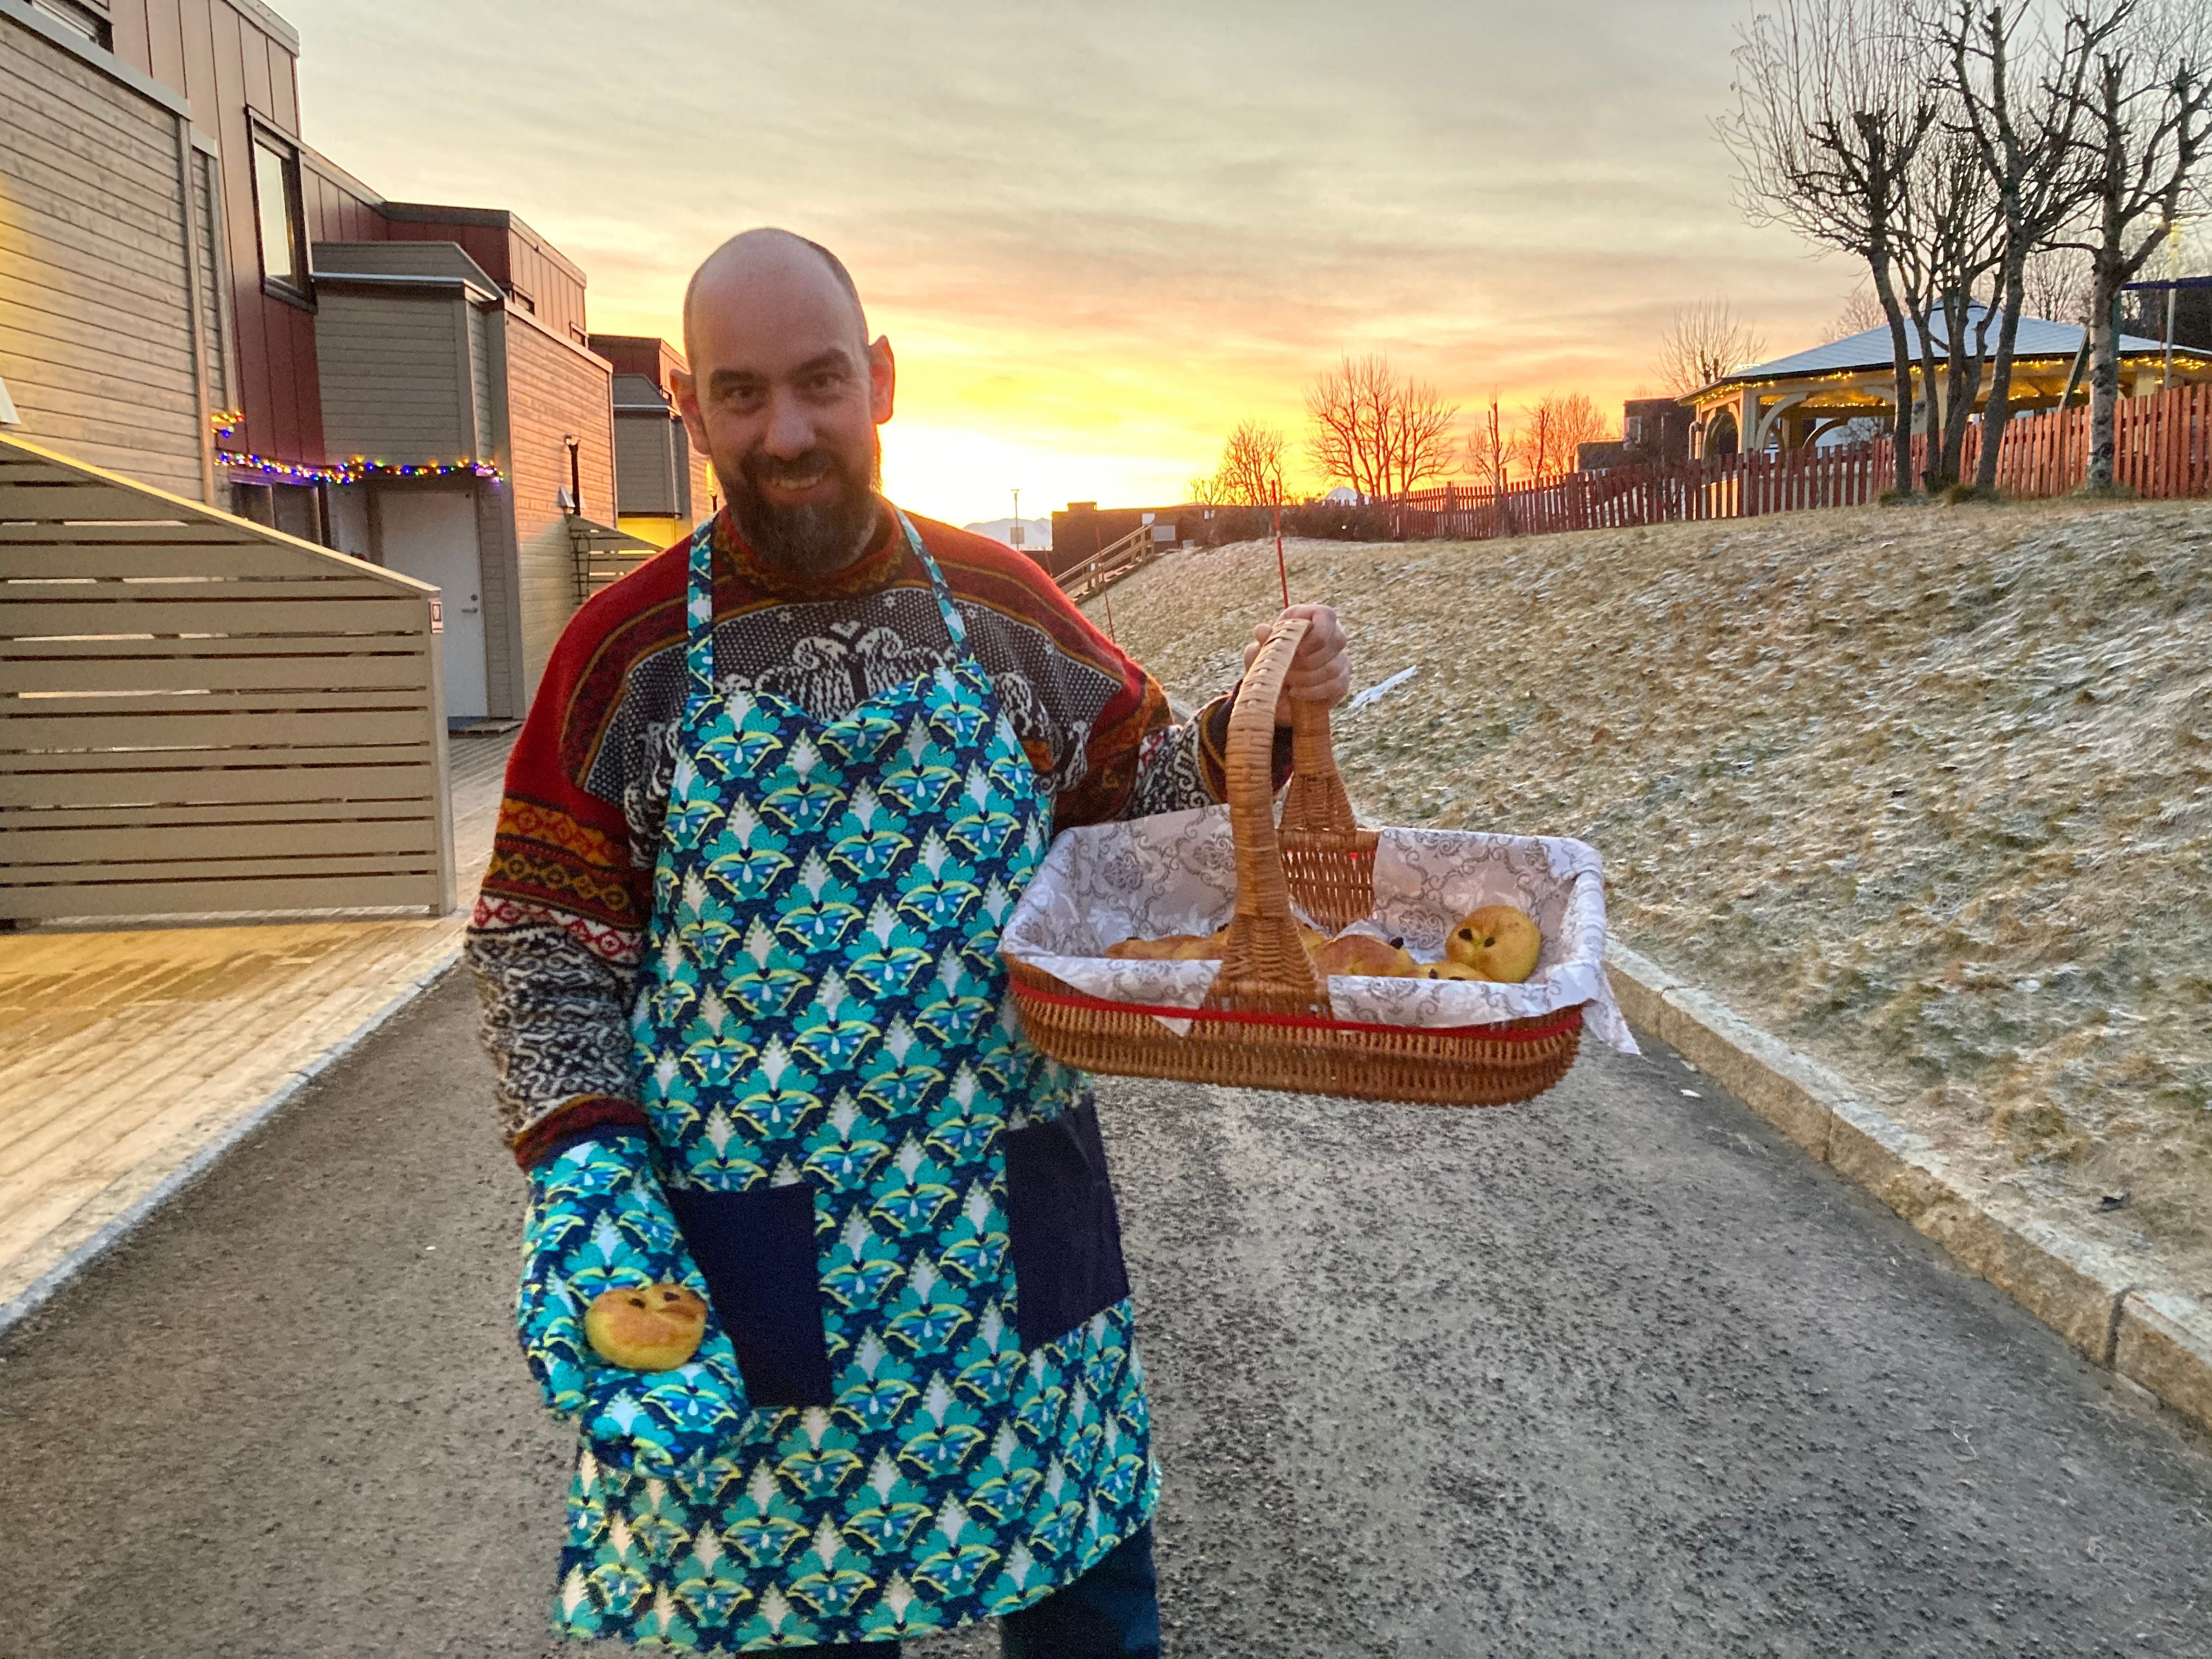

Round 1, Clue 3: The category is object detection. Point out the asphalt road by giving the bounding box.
[4,972,2210,1658]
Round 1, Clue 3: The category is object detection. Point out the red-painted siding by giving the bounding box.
[387,207,589,349]
[108,0,328,465]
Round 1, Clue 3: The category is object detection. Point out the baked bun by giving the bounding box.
[584,1283,708,1371]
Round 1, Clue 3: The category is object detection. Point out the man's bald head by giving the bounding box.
[681,228,870,367]
[670,228,895,579]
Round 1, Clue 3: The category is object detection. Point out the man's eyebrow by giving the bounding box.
[792,348,858,378]
[706,349,857,393]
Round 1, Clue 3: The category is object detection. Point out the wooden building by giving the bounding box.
[2,0,623,724]
[1577,397,1694,472]
[0,0,225,500]
[312,239,616,723]
[590,333,718,551]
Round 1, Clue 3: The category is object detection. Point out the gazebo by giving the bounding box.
[1684,308,2210,458]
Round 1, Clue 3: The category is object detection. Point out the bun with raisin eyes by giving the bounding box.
[584,1283,708,1370]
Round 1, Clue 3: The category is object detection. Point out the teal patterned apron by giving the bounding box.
[551,512,1158,1650]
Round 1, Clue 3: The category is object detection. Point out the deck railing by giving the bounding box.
[1056,523,1166,603]
[1,434,454,923]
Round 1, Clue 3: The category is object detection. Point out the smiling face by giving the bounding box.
[1444,904,1543,984]
[584,1283,709,1372]
[672,230,896,578]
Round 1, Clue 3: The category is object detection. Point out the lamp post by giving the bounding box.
[1009,487,1024,549]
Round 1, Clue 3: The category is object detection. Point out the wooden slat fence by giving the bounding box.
[1394,381,2211,543]
[1,433,455,922]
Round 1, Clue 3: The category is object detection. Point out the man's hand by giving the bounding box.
[1244,602,1351,725]
[519,1138,754,1478]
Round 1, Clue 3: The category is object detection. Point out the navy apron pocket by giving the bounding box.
[1002,1097,1132,1349]
[664,1182,835,1407]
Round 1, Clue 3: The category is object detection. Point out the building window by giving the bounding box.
[251,133,308,300]
[29,0,111,49]
[508,285,537,315]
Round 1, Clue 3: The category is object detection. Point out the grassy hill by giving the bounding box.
[1091,498,2212,1300]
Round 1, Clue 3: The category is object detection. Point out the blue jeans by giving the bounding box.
[788,1523,1160,1657]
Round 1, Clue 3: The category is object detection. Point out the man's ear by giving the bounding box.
[670,369,709,455]
[670,369,713,456]
[870,336,896,425]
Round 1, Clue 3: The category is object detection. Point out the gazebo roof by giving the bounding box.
[1694,307,2168,402]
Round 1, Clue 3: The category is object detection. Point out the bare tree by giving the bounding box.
[2064,0,2211,489]
[1469,398,1509,488]
[1187,471,1226,506]
[2022,241,2096,320]
[1467,397,1516,533]
[1825,284,1893,338]
[1720,0,1940,494]
[1891,125,2008,488]
[1657,300,1769,396]
[1509,392,1613,478]
[1214,417,1288,505]
[1939,1,2116,490]
[1305,356,1461,500]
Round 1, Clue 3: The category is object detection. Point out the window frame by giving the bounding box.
[27,0,111,50]
[249,125,312,309]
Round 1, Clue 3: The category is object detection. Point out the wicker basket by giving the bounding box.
[1004,617,1585,1106]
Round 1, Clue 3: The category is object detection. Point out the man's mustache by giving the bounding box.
[742,448,848,492]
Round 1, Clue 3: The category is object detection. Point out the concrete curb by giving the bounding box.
[1606,941,2212,1435]
[0,944,464,1340]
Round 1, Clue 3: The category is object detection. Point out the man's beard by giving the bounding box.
[723,432,882,578]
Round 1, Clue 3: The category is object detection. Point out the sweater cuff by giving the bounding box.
[511,1094,652,1170]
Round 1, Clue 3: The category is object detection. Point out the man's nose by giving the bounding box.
[763,391,817,458]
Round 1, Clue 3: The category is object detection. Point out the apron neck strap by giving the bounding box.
[895,509,972,656]
[682,509,972,708]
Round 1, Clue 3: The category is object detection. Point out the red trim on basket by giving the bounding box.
[1012,981,1585,1042]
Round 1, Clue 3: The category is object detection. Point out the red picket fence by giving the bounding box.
[1392,381,2211,541]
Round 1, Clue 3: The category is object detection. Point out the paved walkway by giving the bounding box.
[0,730,514,1324]
[3,972,2207,1657]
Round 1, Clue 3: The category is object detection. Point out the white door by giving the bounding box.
[379,488,488,721]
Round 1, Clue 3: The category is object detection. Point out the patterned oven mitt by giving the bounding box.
[519,1136,754,1477]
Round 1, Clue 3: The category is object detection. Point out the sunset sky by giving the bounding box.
[285,0,1862,525]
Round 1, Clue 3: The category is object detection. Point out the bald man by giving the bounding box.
[467,229,1350,1656]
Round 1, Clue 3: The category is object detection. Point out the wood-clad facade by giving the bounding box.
[97,0,325,468]
[311,242,500,465]
[0,0,215,498]
[4,0,674,733]
[591,332,718,532]
[306,240,615,721]
[385,204,590,351]
[502,315,615,698]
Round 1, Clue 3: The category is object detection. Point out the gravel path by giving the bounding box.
[4,970,2209,1657]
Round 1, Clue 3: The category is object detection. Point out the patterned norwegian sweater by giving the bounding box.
[468,503,1255,1165]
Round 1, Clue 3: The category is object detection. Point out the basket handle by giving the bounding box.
[1280,696,1359,838]
[1202,617,1329,1016]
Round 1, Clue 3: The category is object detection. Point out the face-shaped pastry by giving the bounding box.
[1444,905,1543,984]
[1417,960,1489,981]
[584,1283,708,1371]
[1311,933,1417,978]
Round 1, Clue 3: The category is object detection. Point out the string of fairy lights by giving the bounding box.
[210,410,505,485]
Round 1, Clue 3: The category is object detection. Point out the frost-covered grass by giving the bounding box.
[1094,498,2212,1300]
